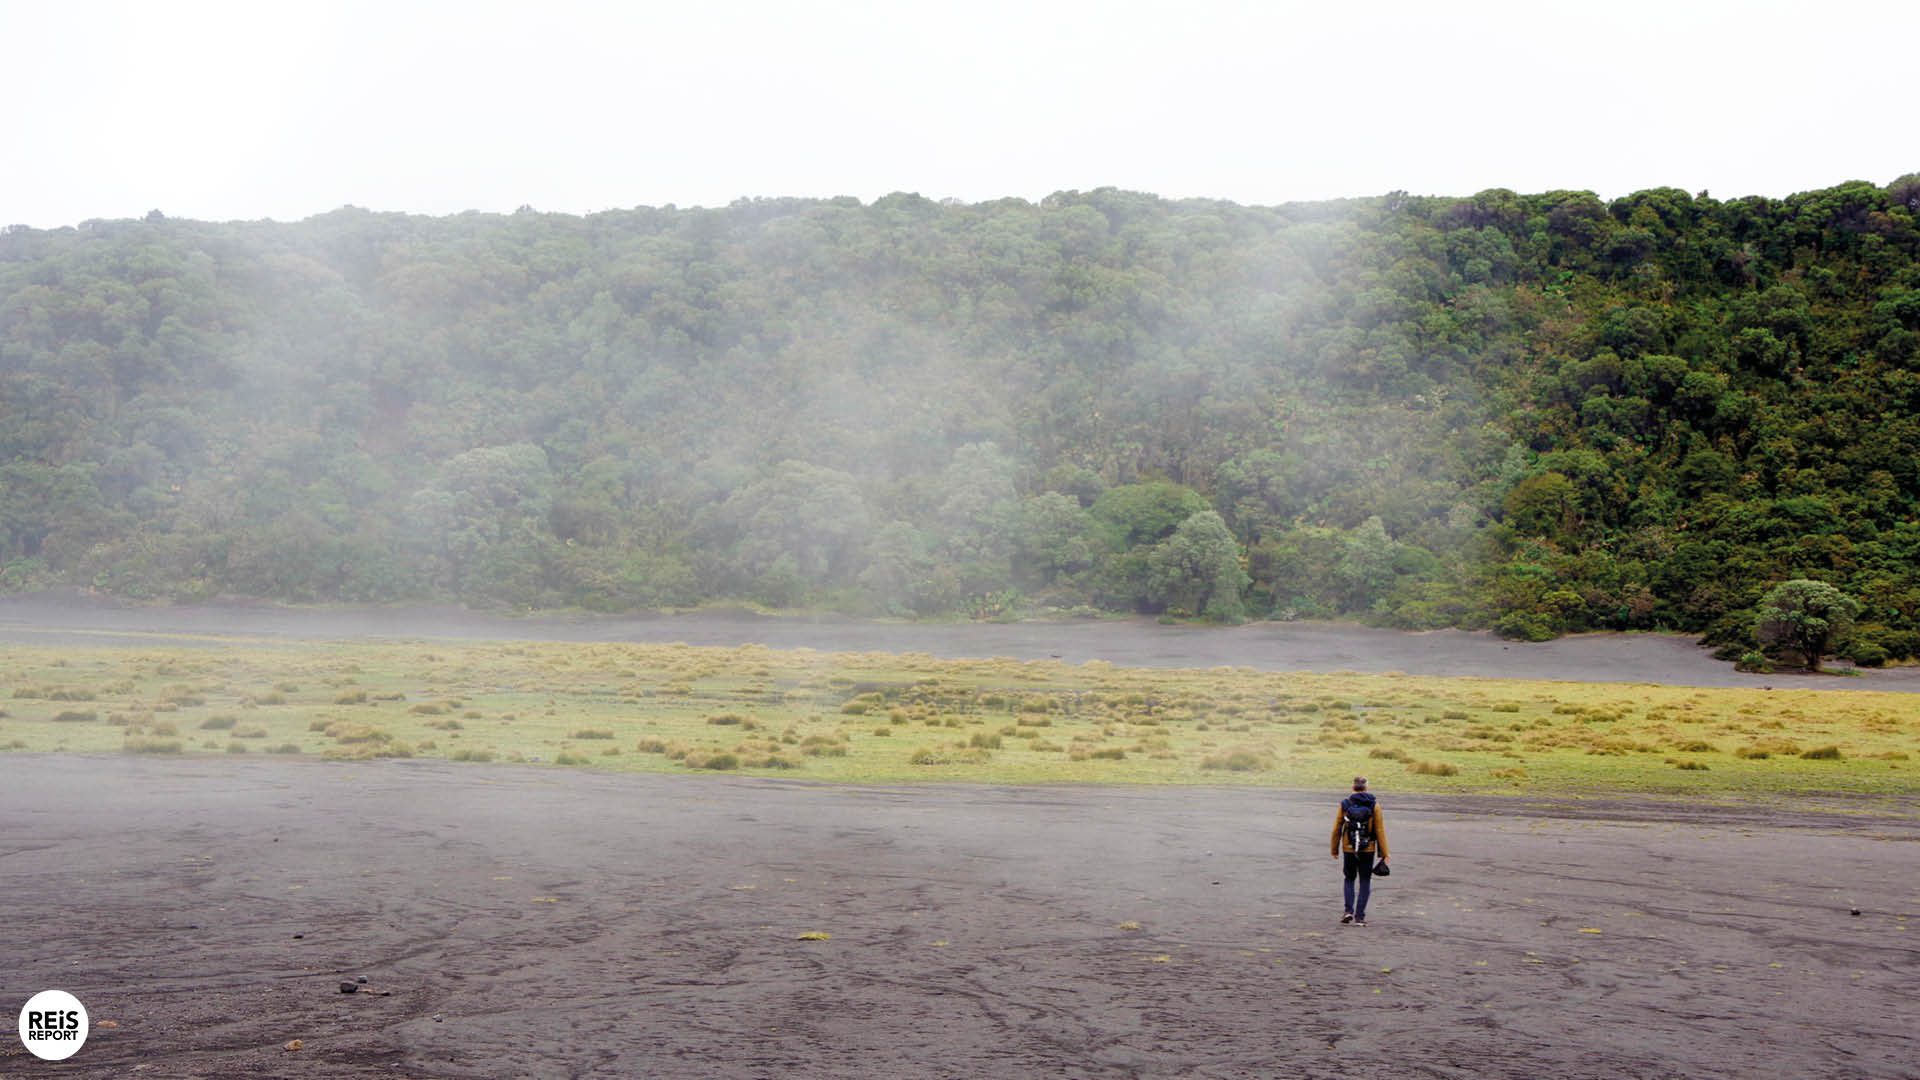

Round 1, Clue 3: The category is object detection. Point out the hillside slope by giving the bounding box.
[3,178,1918,658]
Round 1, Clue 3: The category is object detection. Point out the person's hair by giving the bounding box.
[1352,776,1368,790]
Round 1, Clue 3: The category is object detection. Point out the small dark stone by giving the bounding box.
[186,924,200,930]
[1851,908,1862,916]
[432,1015,443,1023]
[293,933,304,939]
[356,976,368,984]
[1211,881,1221,886]
[339,982,358,994]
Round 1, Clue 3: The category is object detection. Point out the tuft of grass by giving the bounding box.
[1800,745,1843,760]
[553,752,592,766]
[52,710,99,723]
[123,736,182,754]
[910,746,992,766]
[198,715,238,730]
[449,748,497,762]
[1408,760,1459,776]
[1201,749,1269,772]
[568,728,616,739]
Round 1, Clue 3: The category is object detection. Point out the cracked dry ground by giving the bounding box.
[2,757,1915,1079]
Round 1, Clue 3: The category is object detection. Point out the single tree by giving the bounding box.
[1146,511,1250,622]
[1754,580,1859,672]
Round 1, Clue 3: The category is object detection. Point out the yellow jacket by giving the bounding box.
[1331,800,1388,859]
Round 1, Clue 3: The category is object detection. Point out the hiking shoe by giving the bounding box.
[1353,917,1367,926]
[1341,913,1354,924]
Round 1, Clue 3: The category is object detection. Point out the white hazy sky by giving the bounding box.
[2,0,1910,227]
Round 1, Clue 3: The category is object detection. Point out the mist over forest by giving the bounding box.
[4,178,1920,660]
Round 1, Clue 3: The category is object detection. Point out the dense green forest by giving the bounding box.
[4,177,1920,661]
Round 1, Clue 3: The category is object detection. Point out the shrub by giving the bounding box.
[1799,745,1843,760]
[409,703,447,715]
[635,737,668,754]
[968,732,1003,750]
[449,748,497,763]
[553,752,592,766]
[1673,760,1710,770]
[1368,747,1409,761]
[698,752,740,771]
[333,690,368,705]
[225,742,249,754]
[52,710,98,723]
[1408,760,1459,776]
[232,725,268,739]
[267,743,302,755]
[198,715,238,730]
[569,728,616,740]
[1847,642,1888,667]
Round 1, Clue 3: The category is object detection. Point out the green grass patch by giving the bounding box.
[0,638,1910,799]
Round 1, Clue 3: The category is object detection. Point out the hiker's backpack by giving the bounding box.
[1341,795,1376,851]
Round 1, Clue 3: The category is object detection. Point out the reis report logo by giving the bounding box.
[18,990,88,1061]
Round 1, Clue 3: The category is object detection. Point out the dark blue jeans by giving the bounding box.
[1343,852,1375,918]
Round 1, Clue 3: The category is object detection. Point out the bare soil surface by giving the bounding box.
[2,756,1915,1079]
[4,590,1916,691]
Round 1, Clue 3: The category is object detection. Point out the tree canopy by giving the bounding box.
[4,175,1919,655]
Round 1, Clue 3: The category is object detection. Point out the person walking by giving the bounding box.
[1331,775,1388,925]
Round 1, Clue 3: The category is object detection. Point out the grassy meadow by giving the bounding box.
[1,637,1916,799]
